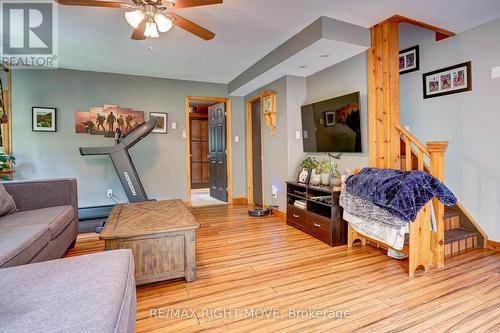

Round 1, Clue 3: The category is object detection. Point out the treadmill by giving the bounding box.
[79,117,158,203]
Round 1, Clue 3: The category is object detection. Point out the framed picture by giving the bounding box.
[324,111,336,126]
[32,107,56,132]
[150,112,168,134]
[423,61,472,99]
[297,167,311,184]
[399,45,419,74]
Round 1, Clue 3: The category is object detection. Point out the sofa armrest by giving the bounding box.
[3,179,78,220]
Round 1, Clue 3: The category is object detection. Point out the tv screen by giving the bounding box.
[301,92,362,153]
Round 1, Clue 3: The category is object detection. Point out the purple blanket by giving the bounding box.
[345,168,457,222]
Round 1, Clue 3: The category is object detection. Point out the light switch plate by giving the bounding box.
[182,129,186,138]
[171,122,177,130]
[234,136,239,143]
[491,66,500,79]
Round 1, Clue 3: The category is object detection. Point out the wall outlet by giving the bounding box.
[271,185,278,198]
[295,130,301,140]
[107,189,113,197]
[234,135,239,143]
[492,66,500,79]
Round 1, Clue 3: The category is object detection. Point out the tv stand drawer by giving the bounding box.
[287,205,331,245]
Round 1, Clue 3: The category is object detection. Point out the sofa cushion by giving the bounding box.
[0,183,17,216]
[0,224,51,268]
[0,250,136,333]
[0,206,75,240]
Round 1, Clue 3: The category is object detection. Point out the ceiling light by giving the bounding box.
[154,13,173,32]
[144,22,159,38]
[320,54,330,58]
[299,65,308,69]
[125,9,145,28]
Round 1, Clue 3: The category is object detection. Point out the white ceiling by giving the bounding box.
[57,0,500,83]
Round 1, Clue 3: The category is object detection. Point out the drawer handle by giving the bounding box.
[293,214,299,218]
[314,222,321,227]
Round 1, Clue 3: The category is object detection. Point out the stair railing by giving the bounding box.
[395,123,448,268]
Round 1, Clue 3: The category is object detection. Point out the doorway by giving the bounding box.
[246,96,264,206]
[185,96,233,207]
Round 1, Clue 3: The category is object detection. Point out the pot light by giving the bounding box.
[154,13,173,32]
[144,21,159,38]
[125,9,145,28]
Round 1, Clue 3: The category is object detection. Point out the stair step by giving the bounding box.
[403,228,479,256]
[444,228,479,256]
[444,228,478,244]
[444,210,460,219]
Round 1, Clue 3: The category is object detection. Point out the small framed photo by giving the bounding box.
[399,45,419,74]
[297,167,311,184]
[324,111,336,127]
[150,112,168,134]
[32,107,56,132]
[423,61,472,99]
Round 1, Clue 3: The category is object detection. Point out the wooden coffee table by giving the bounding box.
[100,200,200,285]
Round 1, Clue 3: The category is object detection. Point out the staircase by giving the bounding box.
[400,133,483,257]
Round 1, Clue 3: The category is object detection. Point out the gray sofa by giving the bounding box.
[0,249,136,333]
[0,179,79,268]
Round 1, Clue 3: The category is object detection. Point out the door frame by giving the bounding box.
[245,95,265,206]
[185,96,233,207]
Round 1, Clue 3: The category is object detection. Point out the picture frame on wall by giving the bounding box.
[324,111,336,127]
[32,107,56,132]
[150,112,168,134]
[399,45,419,74]
[422,61,472,99]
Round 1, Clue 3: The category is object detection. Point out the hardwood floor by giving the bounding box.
[67,205,500,332]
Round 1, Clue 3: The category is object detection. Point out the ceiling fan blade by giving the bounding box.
[169,13,215,40]
[131,20,147,40]
[55,0,134,9]
[170,0,222,9]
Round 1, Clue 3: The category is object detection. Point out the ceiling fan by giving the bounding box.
[54,0,222,40]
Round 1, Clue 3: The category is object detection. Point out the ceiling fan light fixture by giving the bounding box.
[144,21,159,38]
[154,13,173,32]
[125,9,145,28]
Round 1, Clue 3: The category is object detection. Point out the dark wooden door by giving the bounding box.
[252,100,263,206]
[208,103,227,202]
[190,117,209,189]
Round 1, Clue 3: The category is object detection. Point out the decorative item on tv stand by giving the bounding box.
[318,159,341,186]
[299,157,320,186]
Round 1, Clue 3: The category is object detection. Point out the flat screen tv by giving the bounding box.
[301,92,362,153]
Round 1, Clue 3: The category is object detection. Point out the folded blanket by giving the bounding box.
[339,190,407,229]
[345,168,457,222]
[343,211,409,250]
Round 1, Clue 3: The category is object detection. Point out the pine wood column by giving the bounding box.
[427,141,448,268]
[367,19,401,169]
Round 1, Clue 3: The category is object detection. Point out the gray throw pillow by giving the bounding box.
[0,183,18,216]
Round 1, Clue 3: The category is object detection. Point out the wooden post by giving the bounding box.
[427,141,448,268]
[367,18,401,169]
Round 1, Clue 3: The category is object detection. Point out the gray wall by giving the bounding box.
[399,19,500,241]
[11,69,249,207]
[305,53,369,172]
[244,77,289,210]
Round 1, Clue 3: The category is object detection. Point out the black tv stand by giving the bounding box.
[286,181,347,246]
